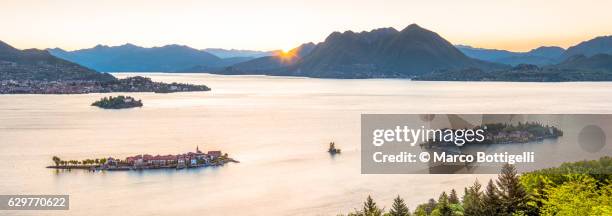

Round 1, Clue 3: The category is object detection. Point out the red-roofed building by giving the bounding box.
[207,151,222,159]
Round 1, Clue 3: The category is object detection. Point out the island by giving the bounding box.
[421,122,563,148]
[47,146,238,171]
[328,141,341,155]
[92,95,143,109]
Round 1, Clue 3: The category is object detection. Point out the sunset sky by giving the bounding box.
[2,0,612,52]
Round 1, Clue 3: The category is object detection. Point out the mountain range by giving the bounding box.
[220,24,503,78]
[219,25,610,78]
[457,36,612,67]
[456,45,565,66]
[0,40,114,81]
[415,53,612,82]
[4,23,612,80]
[556,53,612,71]
[48,44,257,72]
[203,48,277,58]
[561,36,612,59]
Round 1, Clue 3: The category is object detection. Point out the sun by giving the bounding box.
[275,48,299,63]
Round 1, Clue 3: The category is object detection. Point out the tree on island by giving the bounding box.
[389,195,410,216]
[52,156,61,166]
[328,141,341,155]
[91,95,143,109]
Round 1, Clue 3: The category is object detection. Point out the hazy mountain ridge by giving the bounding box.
[555,53,612,71]
[0,40,115,81]
[203,48,278,58]
[562,36,612,59]
[456,45,565,66]
[25,25,612,80]
[48,44,255,72]
[416,54,612,82]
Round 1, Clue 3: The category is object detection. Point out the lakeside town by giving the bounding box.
[0,76,210,94]
[47,146,238,171]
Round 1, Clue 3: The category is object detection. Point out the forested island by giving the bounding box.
[92,96,143,109]
[338,157,611,216]
[421,122,563,148]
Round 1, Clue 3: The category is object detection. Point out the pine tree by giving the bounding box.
[497,164,528,215]
[463,180,484,216]
[483,179,501,215]
[389,195,410,216]
[448,189,459,204]
[437,191,452,216]
[362,195,383,216]
[425,198,437,215]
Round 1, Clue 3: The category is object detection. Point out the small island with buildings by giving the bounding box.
[92,95,143,109]
[421,122,563,148]
[47,146,238,171]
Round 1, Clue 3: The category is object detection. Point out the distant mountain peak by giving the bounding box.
[159,44,188,49]
[402,23,425,32]
[527,46,564,58]
[47,47,66,52]
[562,35,612,59]
[224,24,502,78]
[556,53,612,71]
[362,27,398,34]
[92,44,115,50]
[0,40,115,82]
[0,40,18,52]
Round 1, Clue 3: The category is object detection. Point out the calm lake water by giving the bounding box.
[1,73,612,215]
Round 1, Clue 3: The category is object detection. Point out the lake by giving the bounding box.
[1,73,611,215]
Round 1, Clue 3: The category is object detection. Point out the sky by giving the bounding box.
[1,0,612,52]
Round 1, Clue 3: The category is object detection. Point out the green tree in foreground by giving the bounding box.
[362,195,384,216]
[448,189,459,204]
[389,195,410,216]
[338,158,611,216]
[541,176,612,216]
[463,180,484,216]
[425,198,436,215]
[497,164,529,215]
[483,179,501,215]
[435,192,452,216]
[413,204,428,216]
